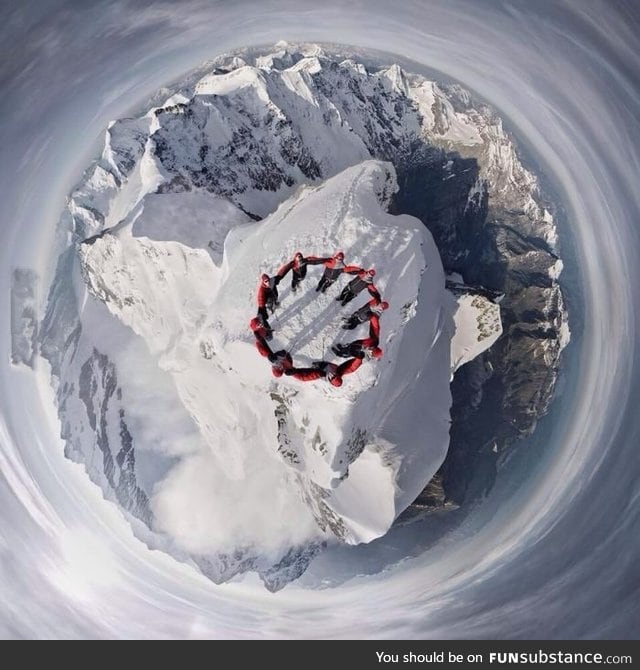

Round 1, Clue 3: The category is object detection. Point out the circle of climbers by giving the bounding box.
[249,251,389,387]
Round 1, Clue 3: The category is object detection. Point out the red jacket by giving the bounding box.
[369,315,381,340]
[323,257,361,272]
[251,323,269,339]
[361,335,378,349]
[367,284,381,301]
[276,260,294,279]
[336,357,362,377]
[272,352,293,377]
[257,282,275,308]
[326,357,363,378]
[255,338,272,358]
[291,368,323,382]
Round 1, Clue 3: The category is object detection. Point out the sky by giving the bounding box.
[1,0,639,639]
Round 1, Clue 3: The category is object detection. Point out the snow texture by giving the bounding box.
[79,160,458,549]
[11,269,39,368]
[41,44,513,588]
[449,293,502,375]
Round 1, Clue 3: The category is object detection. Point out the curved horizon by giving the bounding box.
[1,0,639,638]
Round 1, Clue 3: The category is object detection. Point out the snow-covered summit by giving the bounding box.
[72,41,556,244]
[79,160,457,549]
[38,42,574,590]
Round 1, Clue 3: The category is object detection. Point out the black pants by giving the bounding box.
[266,287,279,313]
[332,343,363,358]
[257,307,271,329]
[338,287,357,305]
[291,266,307,290]
[316,268,340,292]
[342,317,361,330]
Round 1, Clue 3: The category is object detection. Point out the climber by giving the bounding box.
[290,357,362,386]
[269,349,294,377]
[276,252,330,291]
[315,251,362,293]
[336,268,377,305]
[250,316,273,341]
[342,299,389,330]
[256,272,280,323]
[332,340,383,360]
[249,316,273,359]
[255,309,273,334]
[333,316,383,360]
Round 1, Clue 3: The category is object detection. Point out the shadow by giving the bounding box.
[265,144,518,528]
[273,275,373,363]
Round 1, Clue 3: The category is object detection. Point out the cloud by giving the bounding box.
[0,0,639,639]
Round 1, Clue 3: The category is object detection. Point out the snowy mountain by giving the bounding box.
[11,269,38,367]
[37,42,565,589]
[79,160,455,548]
[68,44,567,471]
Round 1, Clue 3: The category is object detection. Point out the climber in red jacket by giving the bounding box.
[249,316,273,359]
[342,298,389,330]
[332,316,383,360]
[269,349,294,377]
[336,268,378,305]
[290,357,362,387]
[256,273,280,323]
[315,251,362,293]
[276,252,330,291]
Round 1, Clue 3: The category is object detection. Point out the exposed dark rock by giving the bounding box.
[78,349,151,525]
[259,542,326,593]
[10,268,39,368]
[396,473,459,524]
[391,151,564,512]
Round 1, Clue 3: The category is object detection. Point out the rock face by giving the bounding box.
[388,87,568,506]
[39,42,566,588]
[77,348,151,525]
[11,269,39,368]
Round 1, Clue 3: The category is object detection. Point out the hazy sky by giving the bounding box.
[1,0,639,638]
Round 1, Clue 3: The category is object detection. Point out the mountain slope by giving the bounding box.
[38,42,563,587]
[79,160,455,550]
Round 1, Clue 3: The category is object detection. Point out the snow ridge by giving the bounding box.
[79,161,455,550]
